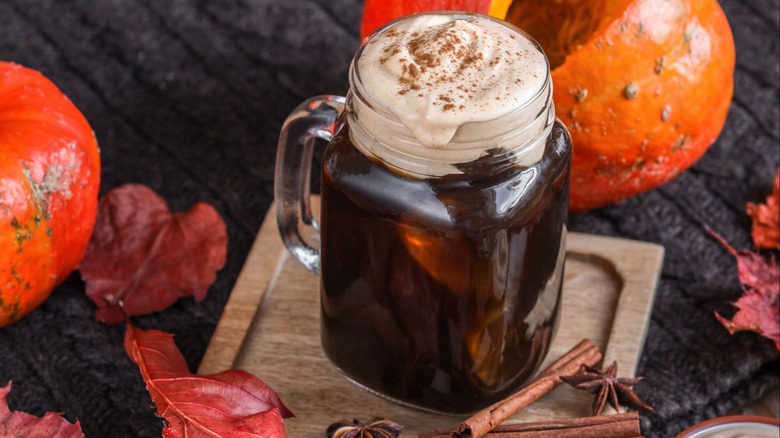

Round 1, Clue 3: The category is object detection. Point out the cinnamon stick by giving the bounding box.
[450,339,602,438]
[419,412,641,438]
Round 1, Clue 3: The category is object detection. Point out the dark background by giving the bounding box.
[0,1,778,437]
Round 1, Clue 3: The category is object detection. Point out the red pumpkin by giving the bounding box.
[0,62,101,327]
[360,0,512,38]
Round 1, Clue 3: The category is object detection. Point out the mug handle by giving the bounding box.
[274,95,346,275]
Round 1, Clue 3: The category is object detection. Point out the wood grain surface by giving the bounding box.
[199,199,663,436]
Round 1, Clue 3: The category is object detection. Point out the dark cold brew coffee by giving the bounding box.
[320,119,571,413]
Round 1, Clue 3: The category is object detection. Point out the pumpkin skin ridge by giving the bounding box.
[0,61,100,327]
[507,0,636,71]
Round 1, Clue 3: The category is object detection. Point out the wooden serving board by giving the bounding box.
[199,199,664,436]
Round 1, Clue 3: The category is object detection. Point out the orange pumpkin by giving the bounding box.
[361,0,735,211]
[507,0,735,211]
[0,62,101,327]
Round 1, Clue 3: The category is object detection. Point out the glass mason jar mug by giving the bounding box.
[275,12,571,414]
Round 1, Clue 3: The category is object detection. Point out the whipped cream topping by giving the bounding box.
[354,13,550,163]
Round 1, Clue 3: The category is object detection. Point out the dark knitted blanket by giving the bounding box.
[0,1,777,437]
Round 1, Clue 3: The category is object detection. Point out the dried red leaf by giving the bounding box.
[1,381,84,438]
[124,322,293,438]
[710,231,780,350]
[746,170,780,250]
[79,184,228,323]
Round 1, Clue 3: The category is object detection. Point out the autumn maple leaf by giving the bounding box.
[0,381,84,438]
[746,170,780,250]
[709,231,780,350]
[79,184,228,323]
[124,322,293,438]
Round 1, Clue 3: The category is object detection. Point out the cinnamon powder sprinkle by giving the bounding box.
[392,22,497,103]
[372,17,546,115]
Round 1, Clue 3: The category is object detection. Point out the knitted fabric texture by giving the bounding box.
[0,1,777,437]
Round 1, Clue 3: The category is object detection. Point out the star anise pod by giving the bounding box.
[561,361,653,416]
[326,417,404,438]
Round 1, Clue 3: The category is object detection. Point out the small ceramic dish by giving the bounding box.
[676,415,779,437]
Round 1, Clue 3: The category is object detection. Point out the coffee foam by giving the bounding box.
[351,13,552,175]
